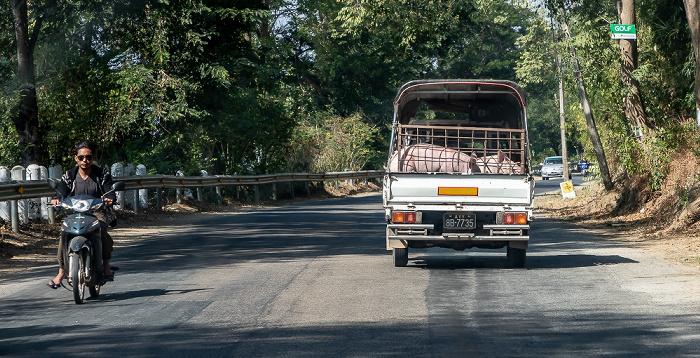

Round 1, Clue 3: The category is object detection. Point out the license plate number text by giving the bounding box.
[443,214,476,229]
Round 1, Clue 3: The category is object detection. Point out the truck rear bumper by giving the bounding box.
[386,223,529,249]
[387,235,529,241]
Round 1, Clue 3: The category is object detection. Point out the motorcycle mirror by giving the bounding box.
[112,182,125,192]
[47,179,59,190]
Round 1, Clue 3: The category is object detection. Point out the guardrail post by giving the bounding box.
[11,166,27,225]
[11,200,19,232]
[289,182,294,199]
[132,191,139,213]
[305,181,310,196]
[254,185,260,204]
[137,164,148,210]
[0,166,9,223]
[111,163,125,209]
[345,168,352,185]
[198,170,206,202]
[272,183,277,200]
[156,188,162,211]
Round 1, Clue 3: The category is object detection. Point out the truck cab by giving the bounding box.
[383,80,534,267]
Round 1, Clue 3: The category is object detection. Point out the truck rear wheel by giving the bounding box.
[393,247,408,267]
[507,247,526,268]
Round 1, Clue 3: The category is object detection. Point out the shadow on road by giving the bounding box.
[106,194,387,276]
[92,287,210,302]
[409,253,636,270]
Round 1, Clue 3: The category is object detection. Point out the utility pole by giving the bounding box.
[560,17,614,191]
[558,55,569,181]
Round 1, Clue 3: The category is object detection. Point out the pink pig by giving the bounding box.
[475,151,522,174]
[387,144,479,174]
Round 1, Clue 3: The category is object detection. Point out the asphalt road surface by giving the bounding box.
[2,193,700,357]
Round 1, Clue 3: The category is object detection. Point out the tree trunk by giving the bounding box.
[684,0,700,128]
[10,0,43,165]
[617,0,654,131]
[562,21,614,191]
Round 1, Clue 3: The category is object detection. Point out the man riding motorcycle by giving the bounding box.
[47,140,117,289]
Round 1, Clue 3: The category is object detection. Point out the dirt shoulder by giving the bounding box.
[537,180,700,270]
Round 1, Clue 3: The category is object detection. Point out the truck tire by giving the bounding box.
[507,247,526,268]
[393,248,408,267]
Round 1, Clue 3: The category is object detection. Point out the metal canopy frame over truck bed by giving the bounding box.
[383,80,534,267]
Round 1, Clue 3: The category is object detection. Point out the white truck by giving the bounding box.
[383,80,534,267]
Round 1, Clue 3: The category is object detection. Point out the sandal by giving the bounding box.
[46,280,61,289]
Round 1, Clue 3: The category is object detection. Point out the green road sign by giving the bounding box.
[611,24,636,39]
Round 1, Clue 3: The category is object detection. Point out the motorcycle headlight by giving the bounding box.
[70,199,93,213]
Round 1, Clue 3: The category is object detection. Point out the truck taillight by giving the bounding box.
[392,211,418,224]
[500,212,528,225]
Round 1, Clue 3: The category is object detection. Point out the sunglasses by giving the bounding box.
[77,155,93,161]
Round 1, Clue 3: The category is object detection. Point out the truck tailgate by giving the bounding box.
[386,174,533,205]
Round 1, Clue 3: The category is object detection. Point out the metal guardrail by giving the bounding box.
[0,170,385,202]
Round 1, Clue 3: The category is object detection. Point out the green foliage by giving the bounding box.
[289,110,380,172]
[0,0,696,201]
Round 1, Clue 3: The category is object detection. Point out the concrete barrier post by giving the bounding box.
[0,166,10,222]
[136,164,148,209]
[25,164,41,220]
[176,170,184,204]
[124,164,135,210]
[111,163,124,209]
[11,166,27,224]
[39,165,49,220]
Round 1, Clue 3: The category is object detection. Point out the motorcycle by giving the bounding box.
[49,180,125,304]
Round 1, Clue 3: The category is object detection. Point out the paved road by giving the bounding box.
[2,194,700,357]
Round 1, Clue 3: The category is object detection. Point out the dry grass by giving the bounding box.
[537,149,700,268]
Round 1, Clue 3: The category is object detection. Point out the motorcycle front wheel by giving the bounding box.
[71,250,87,304]
[89,285,100,298]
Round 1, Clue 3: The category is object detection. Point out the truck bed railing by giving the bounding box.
[387,124,527,174]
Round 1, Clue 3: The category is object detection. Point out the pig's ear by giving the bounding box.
[498,150,505,163]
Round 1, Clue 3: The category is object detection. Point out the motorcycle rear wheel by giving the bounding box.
[72,251,87,304]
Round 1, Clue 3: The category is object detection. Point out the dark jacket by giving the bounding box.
[57,165,116,202]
